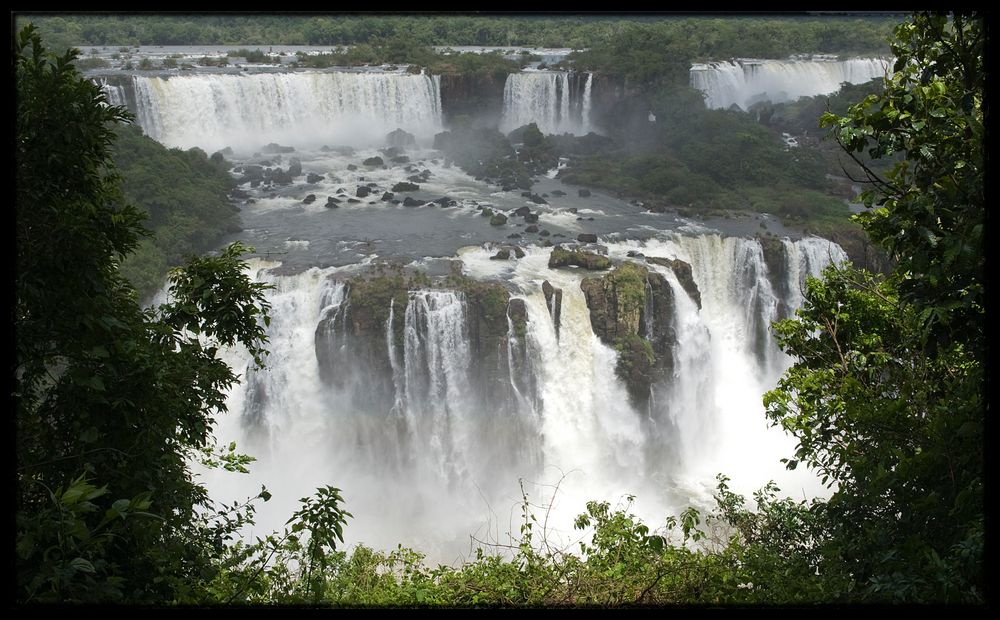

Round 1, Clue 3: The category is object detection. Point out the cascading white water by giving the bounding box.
[401,290,475,485]
[204,234,849,562]
[127,71,443,152]
[690,57,890,110]
[781,236,850,311]
[97,78,126,107]
[501,71,594,135]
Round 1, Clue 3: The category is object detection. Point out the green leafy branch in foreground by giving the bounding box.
[206,476,848,607]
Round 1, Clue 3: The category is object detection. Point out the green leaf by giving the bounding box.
[70,557,95,574]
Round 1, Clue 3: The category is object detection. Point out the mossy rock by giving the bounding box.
[548,246,611,270]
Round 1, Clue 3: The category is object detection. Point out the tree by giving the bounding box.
[764,12,984,603]
[15,25,272,603]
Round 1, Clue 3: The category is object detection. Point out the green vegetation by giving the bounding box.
[548,246,612,270]
[765,12,984,602]
[14,12,983,607]
[434,126,533,191]
[111,124,239,299]
[15,25,275,602]
[22,14,897,53]
[564,18,893,87]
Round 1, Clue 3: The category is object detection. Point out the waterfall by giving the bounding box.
[401,290,474,485]
[97,77,126,107]
[501,71,594,135]
[126,71,443,152]
[204,235,848,562]
[690,57,890,110]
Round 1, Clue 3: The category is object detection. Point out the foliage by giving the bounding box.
[22,14,897,53]
[15,25,272,603]
[766,12,984,603]
[112,123,239,299]
[820,12,984,355]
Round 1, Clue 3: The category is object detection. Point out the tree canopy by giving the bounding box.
[765,12,984,603]
[15,24,272,602]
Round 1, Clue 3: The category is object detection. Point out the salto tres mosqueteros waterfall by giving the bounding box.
[99,55,853,563]
[501,70,593,135]
[690,56,890,110]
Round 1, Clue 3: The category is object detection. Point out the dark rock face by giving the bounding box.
[363,156,384,167]
[303,194,317,204]
[438,73,508,126]
[287,158,302,177]
[306,172,324,183]
[490,249,511,260]
[325,196,340,208]
[577,233,598,243]
[542,280,563,337]
[381,192,394,201]
[514,206,531,217]
[356,185,372,198]
[392,182,420,192]
[402,197,424,207]
[645,257,702,310]
[548,246,611,270]
[386,128,416,149]
[580,262,677,407]
[262,142,295,153]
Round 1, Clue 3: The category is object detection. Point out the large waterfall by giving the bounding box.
[119,71,443,152]
[202,234,848,562]
[501,71,594,135]
[690,57,889,110]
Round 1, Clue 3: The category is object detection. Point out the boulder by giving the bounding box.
[529,194,548,204]
[287,158,302,177]
[514,206,531,217]
[381,192,394,201]
[490,213,508,226]
[386,128,416,148]
[490,249,511,260]
[392,155,410,164]
[402,197,424,207]
[306,172,324,183]
[524,213,539,224]
[548,246,610,270]
[551,189,566,196]
[525,225,539,233]
[542,280,563,336]
[303,194,317,204]
[577,233,598,243]
[363,156,384,167]
[347,164,358,171]
[645,257,702,309]
[262,142,295,153]
[356,186,372,198]
[325,197,340,208]
[347,198,361,203]
[392,182,420,192]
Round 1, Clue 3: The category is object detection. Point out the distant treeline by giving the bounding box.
[23,14,896,59]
